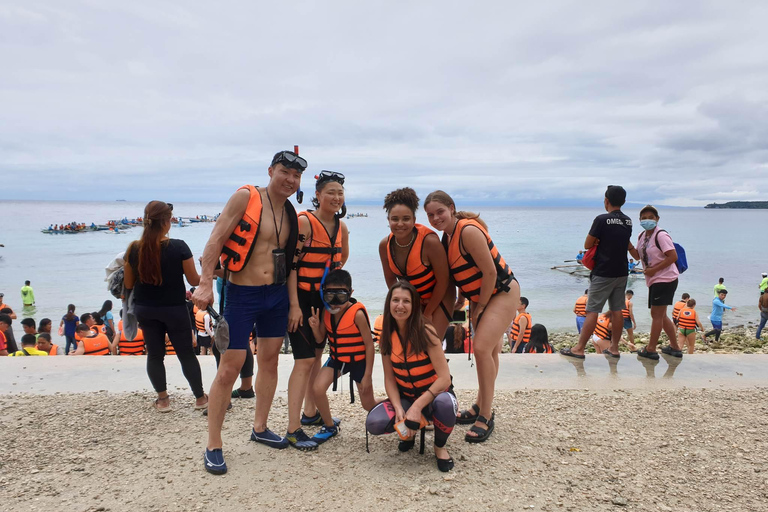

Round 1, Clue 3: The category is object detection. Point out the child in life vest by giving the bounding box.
[677,299,704,354]
[307,269,378,444]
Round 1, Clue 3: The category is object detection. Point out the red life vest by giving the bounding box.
[324,301,368,364]
[389,330,438,399]
[444,219,513,303]
[297,211,343,292]
[219,185,298,277]
[387,224,438,307]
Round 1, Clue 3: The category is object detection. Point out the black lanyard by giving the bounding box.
[266,189,285,246]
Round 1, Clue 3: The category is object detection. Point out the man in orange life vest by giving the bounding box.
[71,323,113,355]
[508,297,531,353]
[193,150,306,475]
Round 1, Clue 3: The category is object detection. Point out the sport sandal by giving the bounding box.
[456,404,480,425]
[465,414,495,444]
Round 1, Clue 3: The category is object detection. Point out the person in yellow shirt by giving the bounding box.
[10,334,49,356]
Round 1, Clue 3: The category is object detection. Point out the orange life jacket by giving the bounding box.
[672,300,686,321]
[678,307,698,330]
[510,312,532,344]
[195,310,209,333]
[526,343,553,354]
[594,316,611,340]
[117,320,144,355]
[75,324,103,341]
[219,185,298,277]
[387,224,438,307]
[574,296,587,317]
[46,344,59,356]
[165,338,176,356]
[297,211,343,292]
[444,219,513,303]
[622,299,631,319]
[389,330,438,399]
[372,314,383,344]
[324,301,368,364]
[82,333,110,355]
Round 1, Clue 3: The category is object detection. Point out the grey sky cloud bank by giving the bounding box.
[2,1,767,206]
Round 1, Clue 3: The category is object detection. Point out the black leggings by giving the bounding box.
[212,343,254,379]
[705,327,722,342]
[366,392,457,448]
[135,304,205,398]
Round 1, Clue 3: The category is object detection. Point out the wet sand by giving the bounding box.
[1,385,767,511]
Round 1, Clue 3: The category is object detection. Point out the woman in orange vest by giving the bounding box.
[424,190,519,443]
[677,299,704,354]
[525,324,554,354]
[292,171,350,428]
[591,312,613,354]
[573,289,588,333]
[378,187,455,343]
[365,282,457,472]
[35,333,59,355]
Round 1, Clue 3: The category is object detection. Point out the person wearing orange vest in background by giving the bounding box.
[71,324,112,355]
[36,333,59,355]
[372,314,383,344]
[113,317,145,355]
[307,269,378,445]
[672,293,690,326]
[0,292,18,319]
[622,290,637,352]
[379,187,455,350]
[573,289,588,333]
[424,190,519,444]
[677,299,704,354]
[292,171,349,434]
[508,297,532,353]
[525,324,554,354]
[365,281,457,472]
[591,312,613,355]
[192,150,305,474]
[195,308,213,356]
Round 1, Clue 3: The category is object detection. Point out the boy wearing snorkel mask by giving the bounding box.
[307,269,378,444]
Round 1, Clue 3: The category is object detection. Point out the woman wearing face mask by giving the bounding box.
[424,190,520,443]
[288,171,349,448]
[378,188,455,342]
[629,205,684,360]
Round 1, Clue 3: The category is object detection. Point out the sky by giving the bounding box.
[2,1,767,206]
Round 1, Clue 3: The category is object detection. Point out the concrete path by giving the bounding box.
[1,353,765,395]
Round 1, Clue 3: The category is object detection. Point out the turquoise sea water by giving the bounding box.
[0,200,765,339]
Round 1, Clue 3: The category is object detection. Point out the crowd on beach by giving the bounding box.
[3,150,768,477]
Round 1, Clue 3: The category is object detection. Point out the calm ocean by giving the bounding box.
[0,200,764,335]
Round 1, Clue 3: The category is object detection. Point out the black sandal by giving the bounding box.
[437,457,454,472]
[398,438,415,452]
[465,414,494,443]
[456,404,480,425]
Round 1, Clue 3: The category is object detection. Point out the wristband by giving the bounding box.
[404,419,421,430]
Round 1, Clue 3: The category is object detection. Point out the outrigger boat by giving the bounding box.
[551,260,644,278]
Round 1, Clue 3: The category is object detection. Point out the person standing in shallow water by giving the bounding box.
[561,186,634,359]
[424,190,519,443]
[124,201,207,412]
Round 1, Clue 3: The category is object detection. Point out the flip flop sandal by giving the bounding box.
[559,348,585,359]
[456,404,480,425]
[153,399,172,413]
[637,348,660,360]
[602,349,620,359]
[465,414,494,444]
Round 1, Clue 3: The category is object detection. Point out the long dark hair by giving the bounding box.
[380,281,437,357]
[131,201,172,286]
[64,304,76,322]
[527,324,550,353]
[452,324,467,352]
[97,300,112,318]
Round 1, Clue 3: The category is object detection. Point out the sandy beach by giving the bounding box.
[2,380,766,511]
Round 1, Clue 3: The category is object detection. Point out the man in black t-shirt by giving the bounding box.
[561,185,635,359]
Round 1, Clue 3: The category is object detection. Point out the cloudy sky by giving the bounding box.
[2,1,767,206]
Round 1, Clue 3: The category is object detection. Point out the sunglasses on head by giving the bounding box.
[166,203,173,212]
[315,170,345,185]
[271,151,308,172]
[322,288,350,305]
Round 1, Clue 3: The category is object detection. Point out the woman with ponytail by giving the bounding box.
[124,201,207,412]
[59,304,79,355]
[424,190,520,443]
[288,171,349,446]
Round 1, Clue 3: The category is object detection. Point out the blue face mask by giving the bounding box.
[640,219,657,231]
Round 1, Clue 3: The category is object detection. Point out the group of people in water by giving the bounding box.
[5,150,765,478]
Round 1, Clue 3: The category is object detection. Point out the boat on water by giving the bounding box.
[551,261,644,278]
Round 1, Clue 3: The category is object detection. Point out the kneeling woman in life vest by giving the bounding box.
[378,187,455,342]
[424,190,520,443]
[365,282,458,472]
[291,171,349,433]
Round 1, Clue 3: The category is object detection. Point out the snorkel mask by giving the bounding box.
[321,287,350,313]
[315,170,347,219]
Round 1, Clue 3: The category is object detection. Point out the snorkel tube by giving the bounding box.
[294,144,304,204]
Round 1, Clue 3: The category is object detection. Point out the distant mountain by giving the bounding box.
[705,201,768,209]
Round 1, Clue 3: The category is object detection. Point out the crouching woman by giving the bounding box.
[365,282,457,472]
